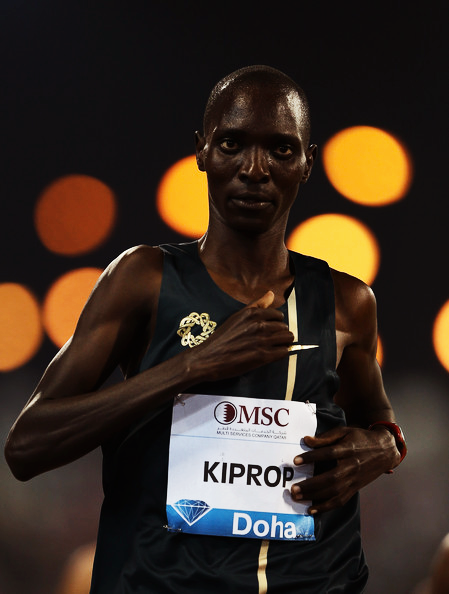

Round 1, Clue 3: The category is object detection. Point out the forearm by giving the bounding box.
[336,351,396,428]
[343,400,396,428]
[5,350,202,481]
[341,386,404,473]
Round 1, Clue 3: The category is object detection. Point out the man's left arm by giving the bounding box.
[291,276,406,514]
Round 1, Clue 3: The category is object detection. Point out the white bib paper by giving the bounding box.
[166,393,317,541]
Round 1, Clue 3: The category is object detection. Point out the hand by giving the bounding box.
[191,291,294,381]
[290,425,401,514]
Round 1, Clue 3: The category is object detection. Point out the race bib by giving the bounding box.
[166,393,317,541]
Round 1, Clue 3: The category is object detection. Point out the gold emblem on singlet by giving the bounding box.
[177,312,217,348]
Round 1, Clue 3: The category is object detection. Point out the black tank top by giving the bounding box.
[90,241,368,593]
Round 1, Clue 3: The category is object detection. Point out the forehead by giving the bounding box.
[208,86,307,139]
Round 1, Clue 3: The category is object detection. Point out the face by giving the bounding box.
[196,85,316,236]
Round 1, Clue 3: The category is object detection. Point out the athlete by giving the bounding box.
[5,65,406,592]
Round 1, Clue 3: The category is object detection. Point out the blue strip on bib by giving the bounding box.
[166,505,315,541]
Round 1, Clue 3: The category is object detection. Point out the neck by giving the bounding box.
[197,224,292,304]
[200,225,288,268]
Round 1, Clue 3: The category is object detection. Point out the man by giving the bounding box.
[5,65,406,592]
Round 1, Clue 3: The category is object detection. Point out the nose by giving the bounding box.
[238,146,270,183]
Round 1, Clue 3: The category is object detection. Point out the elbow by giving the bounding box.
[4,435,39,482]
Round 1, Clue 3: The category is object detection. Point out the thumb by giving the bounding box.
[246,290,275,309]
[303,427,348,448]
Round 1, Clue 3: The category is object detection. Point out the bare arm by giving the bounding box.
[333,272,395,426]
[5,245,173,479]
[291,271,402,513]
[5,248,294,481]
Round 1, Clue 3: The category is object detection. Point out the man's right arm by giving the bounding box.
[5,247,293,481]
[5,245,168,479]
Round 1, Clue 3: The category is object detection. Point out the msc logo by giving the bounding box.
[214,402,237,424]
[214,401,289,427]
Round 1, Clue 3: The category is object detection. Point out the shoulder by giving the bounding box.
[105,244,163,277]
[102,244,163,297]
[331,268,376,311]
[330,268,377,342]
[78,245,164,326]
[71,245,165,373]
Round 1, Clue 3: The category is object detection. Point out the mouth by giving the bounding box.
[230,193,273,210]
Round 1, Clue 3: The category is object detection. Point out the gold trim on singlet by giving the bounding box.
[285,288,299,402]
[257,539,270,593]
[257,288,299,592]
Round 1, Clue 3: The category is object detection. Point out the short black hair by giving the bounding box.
[203,65,311,143]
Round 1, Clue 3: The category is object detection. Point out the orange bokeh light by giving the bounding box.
[156,155,209,237]
[0,283,43,371]
[287,214,380,285]
[35,174,117,256]
[376,335,383,367]
[322,126,412,206]
[42,268,103,348]
[433,300,449,373]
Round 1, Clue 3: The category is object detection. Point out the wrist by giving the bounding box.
[180,347,207,385]
[368,421,407,472]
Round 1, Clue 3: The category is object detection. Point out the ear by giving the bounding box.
[301,143,318,184]
[195,131,206,171]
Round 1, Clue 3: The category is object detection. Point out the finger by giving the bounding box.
[291,471,355,513]
[240,302,286,326]
[291,472,342,501]
[294,446,345,466]
[306,501,333,515]
[246,290,275,309]
[307,494,354,515]
[294,429,348,464]
[254,328,295,354]
[294,445,344,466]
[304,427,348,448]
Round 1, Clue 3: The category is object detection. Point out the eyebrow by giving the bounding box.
[213,127,302,146]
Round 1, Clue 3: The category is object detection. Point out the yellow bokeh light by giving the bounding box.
[35,174,117,256]
[42,268,103,348]
[322,126,412,206]
[433,300,449,373]
[287,214,380,285]
[0,283,43,371]
[156,155,209,237]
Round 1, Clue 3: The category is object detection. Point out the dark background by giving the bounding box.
[1,2,448,593]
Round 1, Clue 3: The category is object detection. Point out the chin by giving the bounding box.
[226,219,277,237]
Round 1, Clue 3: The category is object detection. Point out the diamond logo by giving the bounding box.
[171,499,212,526]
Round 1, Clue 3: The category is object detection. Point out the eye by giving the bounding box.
[274,145,294,158]
[219,138,239,152]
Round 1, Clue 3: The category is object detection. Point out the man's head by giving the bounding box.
[202,65,311,145]
[196,65,316,236]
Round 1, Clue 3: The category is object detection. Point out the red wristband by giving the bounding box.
[368,421,407,470]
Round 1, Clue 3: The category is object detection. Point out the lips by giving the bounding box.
[230,193,273,209]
